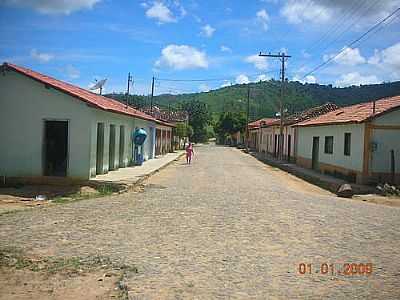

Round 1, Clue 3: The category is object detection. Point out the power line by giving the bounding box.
[293,0,368,72]
[313,0,381,58]
[303,0,367,56]
[155,70,280,82]
[303,7,400,78]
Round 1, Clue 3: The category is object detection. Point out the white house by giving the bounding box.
[294,96,400,185]
[258,103,338,161]
[0,62,174,180]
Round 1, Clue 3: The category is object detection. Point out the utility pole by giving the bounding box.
[150,76,155,114]
[259,51,291,160]
[245,85,250,151]
[126,72,133,108]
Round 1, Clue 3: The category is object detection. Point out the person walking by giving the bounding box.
[185,142,194,164]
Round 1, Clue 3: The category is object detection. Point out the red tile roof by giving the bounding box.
[2,62,175,127]
[295,96,400,127]
[248,118,278,130]
[269,103,339,126]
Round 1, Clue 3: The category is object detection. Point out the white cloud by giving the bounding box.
[293,74,317,84]
[1,0,101,14]
[65,65,80,79]
[324,47,366,66]
[199,84,210,92]
[236,74,250,84]
[155,44,208,70]
[245,54,268,70]
[200,24,215,37]
[256,9,269,31]
[335,72,380,87]
[30,49,54,63]
[302,49,311,59]
[256,74,271,82]
[145,2,176,23]
[220,45,232,53]
[304,75,317,83]
[221,80,231,87]
[281,0,330,24]
[368,42,400,70]
[281,0,397,25]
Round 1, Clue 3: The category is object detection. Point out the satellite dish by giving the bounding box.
[89,78,107,95]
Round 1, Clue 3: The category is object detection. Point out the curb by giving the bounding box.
[125,152,186,191]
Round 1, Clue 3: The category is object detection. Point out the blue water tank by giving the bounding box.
[133,128,147,146]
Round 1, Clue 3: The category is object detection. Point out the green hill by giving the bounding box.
[107,80,400,121]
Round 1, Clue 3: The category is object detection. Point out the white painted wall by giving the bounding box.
[0,70,92,178]
[0,69,159,180]
[370,110,400,173]
[297,123,365,172]
[88,109,156,177]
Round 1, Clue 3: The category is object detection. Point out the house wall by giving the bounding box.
[296,123,365,181]
[259,125,295,160]
[0,70,92,179]
[88,109,156,177]
[369,110,400,183]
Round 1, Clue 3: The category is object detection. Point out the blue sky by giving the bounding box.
[0,0,399,95]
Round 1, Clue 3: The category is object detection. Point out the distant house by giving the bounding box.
[0,63,174,180]
[258,103,338,161]
[294,96,400,184]
[247,118,278,150]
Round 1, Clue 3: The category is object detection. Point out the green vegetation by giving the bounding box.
[52,184,118,204]
[0,246,138,274]
[107,80,400,122]
[175,122,193,140]
[214,112,247,144]
[180,100,212,143]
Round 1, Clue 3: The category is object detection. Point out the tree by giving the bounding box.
[214,112,247,144]
[174,122,194,149]
[181,100,211,143]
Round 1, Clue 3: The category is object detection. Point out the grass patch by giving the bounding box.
[0,247,138,275]
[52,184,120,204]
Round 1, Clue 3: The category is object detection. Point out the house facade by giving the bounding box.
[295,96,400,184]
[256,103,338,161]
[247,118,278,151]
[0,63,174,180]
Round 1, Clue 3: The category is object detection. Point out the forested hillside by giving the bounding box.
[107,80,400,121]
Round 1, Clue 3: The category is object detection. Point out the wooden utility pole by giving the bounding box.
[259,52,291,160]
[126,72,133,108]
[150,76,155,114]
[245,85,250,151]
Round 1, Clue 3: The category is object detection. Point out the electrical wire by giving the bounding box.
[155,70,280,82]
[302,7,400,78]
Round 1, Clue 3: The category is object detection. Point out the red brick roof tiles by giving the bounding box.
[248,118,278,130]
[269,103,339,126]
[295,96,400,127]
[3,62,175,127]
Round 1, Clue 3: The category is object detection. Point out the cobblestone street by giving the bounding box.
[1,144,400,299]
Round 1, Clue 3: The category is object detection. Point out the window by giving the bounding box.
[344,133,351,156]
[324,136,333,154]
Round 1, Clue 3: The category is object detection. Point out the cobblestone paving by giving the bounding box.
[1,144,400,299]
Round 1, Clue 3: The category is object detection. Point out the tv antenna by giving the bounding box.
[89,78,107,95]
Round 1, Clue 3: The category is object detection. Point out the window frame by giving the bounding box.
[344,132,351,156]
[324,136,334,154]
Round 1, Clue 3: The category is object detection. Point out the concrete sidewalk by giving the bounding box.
[92,151,185,186]
[250,151,377,195]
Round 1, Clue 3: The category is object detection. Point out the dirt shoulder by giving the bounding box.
[0,247,137,300]
[249,151,400,207]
